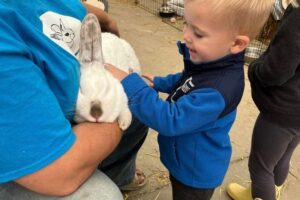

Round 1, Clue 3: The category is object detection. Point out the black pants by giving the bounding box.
[98,117,148,187]
[170,175,215,200]
[249,114,300,200]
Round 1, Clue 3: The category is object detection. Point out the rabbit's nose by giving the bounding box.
[90,102,102,119]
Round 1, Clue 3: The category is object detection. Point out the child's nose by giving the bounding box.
[183,28,192,44]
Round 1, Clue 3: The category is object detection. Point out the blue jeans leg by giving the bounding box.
[98,116,148,187]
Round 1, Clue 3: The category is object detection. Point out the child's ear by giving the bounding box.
[230,35,250,54]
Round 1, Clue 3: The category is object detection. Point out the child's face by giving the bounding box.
[183,1,237,63]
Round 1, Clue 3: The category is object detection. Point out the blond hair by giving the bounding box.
[288,0,299,7]
[191,0,274,39]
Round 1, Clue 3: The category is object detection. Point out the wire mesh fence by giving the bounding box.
[245,15,279,64]
[134,0,185,30]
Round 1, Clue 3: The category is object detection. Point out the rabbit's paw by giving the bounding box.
[118,108,132,130]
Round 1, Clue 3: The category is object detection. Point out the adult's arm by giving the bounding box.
[15,122,122,196]
[83,2,120,36]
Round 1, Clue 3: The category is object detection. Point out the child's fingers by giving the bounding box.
[104,63,116,71]
[104,63,128,81]
[148,82,154,88]
[141,74,154,82]
[141,74,155,88]
[128,67,134,74]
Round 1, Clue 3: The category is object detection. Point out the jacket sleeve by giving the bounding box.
[153,72,182,93]
[121,73,225,136]
[248,7,300,87]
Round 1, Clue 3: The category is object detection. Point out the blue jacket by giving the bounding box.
[122,42,245,188]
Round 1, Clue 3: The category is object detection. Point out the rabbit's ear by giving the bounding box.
[78,13,103,63]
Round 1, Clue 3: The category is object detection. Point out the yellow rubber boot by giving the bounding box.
[227,183,283,200]
[226,183,253,200]
[275,185,283,200]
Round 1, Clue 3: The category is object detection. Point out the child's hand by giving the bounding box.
[104,63,128,81]
[142,74,154,87]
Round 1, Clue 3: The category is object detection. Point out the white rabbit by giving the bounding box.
[74,13,139,130]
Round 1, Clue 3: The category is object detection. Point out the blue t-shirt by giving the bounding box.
[0,0,86,182]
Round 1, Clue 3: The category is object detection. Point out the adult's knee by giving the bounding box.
[71,170,123,200]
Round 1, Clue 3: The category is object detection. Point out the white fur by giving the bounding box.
[74,13,139,130]
[102,32,141,73]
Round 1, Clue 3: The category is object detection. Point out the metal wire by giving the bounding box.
[134,0,184,30]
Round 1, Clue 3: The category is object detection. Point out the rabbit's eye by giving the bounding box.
[65,33,70,36]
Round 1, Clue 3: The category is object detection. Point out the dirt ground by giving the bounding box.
[106,1,300,199]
